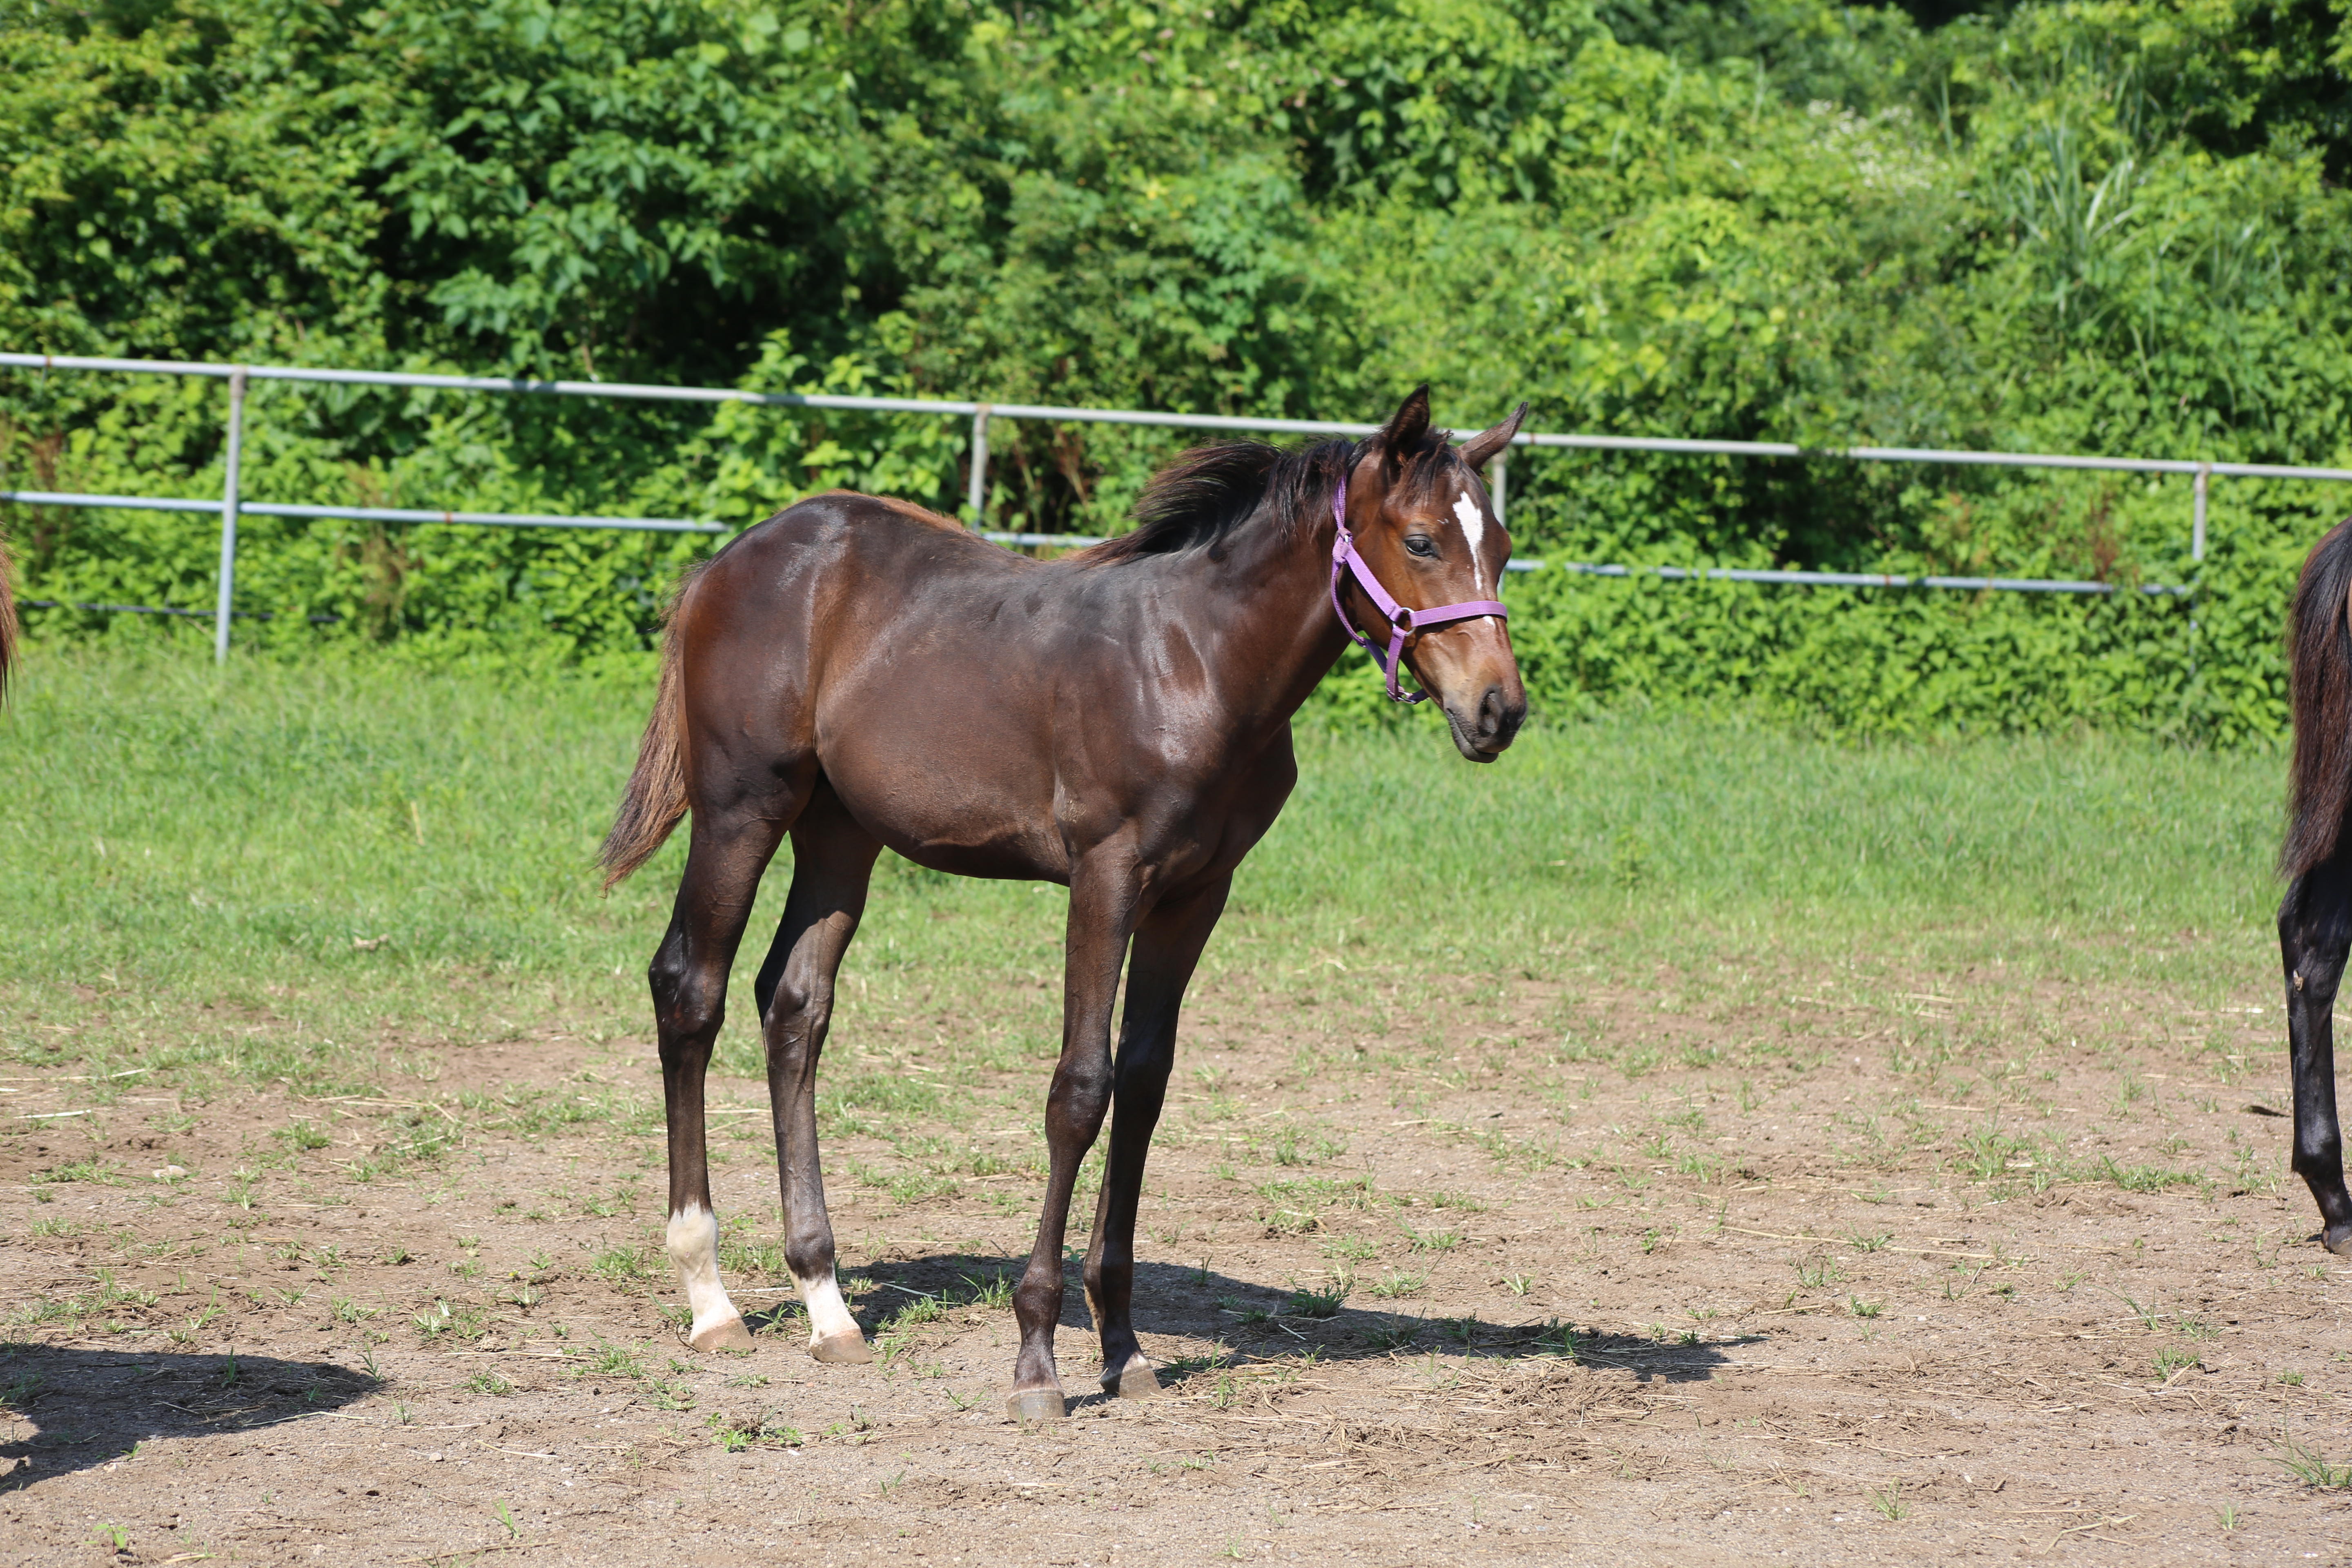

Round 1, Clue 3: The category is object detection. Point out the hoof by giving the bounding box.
[2326,1227,2352,1259]
[1101,1355,1160,1400]
[688,1315,755,1353]
[1005,1388,1066,1425]
[809,1330,873,1365]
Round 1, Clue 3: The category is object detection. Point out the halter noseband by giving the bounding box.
[1327,472,1510,704]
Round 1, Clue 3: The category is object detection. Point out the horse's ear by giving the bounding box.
[1457,402,1528,470]
[1378,385,1433,475]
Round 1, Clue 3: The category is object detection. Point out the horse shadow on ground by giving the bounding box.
[0,1343,380,1490]
[741,1252,1749,1392]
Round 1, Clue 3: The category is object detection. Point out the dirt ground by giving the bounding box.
[4,952,2351,1566]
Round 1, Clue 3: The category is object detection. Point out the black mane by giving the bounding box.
[1079,439,1348,564]
[1082,423,1475,565]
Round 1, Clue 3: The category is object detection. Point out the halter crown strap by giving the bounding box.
[1327,473,1508,704]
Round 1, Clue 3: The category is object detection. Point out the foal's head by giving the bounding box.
[1343,387,1530,762]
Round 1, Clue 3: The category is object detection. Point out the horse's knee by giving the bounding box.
[2283,924,2347,1004]
[1049,1058,1114,1130]
[2282,870,2352,998]
[1113,1033,1178,1109]
[763,979,833,1066]
[650,951,726,1045]
[1084,1248,1132,1304]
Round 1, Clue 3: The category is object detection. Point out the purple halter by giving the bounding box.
[1328,473,1510,704]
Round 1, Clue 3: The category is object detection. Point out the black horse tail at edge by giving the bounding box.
[2285,518,2352,880]
[0,523,17,707]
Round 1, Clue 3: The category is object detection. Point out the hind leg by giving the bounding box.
[652,801,795,1351]
[754,784,884,1363]
[2281,860,2352,1255]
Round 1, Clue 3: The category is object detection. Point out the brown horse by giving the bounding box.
[2280,518,2352,1256]
[600,387,1528,1420]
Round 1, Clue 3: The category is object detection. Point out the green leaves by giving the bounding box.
[4,0,2352,734]
[372,0,871,378]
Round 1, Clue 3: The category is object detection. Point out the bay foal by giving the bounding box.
[600,388,1529,1418]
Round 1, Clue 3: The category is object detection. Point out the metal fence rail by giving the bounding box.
[4,348,2330,657]
[22,598,342,624]
[0,488,726,534]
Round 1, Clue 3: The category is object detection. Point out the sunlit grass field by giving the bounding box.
[0,643,2290,1086]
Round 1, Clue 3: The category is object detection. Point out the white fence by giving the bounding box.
[7,350,2339,661]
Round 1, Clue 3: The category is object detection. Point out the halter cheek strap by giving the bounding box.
[1327,474,1509,704]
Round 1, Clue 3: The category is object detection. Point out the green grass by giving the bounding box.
[2269,1438,2352,1489]
[1283,1281,1349,1318]
[0,644,2287,1085]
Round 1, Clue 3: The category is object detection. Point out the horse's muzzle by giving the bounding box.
[1447,682,1526,763]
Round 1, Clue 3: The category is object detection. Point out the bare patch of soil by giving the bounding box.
[4,959,2350,1565]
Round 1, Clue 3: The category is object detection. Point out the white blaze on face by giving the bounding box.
[664,1201,743,1341]
[795,1263,861,1349]
[1451,490,1495,612]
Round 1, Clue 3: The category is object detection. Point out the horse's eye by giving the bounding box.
[1404,535,1437,558]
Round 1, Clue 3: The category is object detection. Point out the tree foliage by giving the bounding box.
[3,0,2350,737]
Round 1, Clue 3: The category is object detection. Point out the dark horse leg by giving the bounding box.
[751,782,883,1361]
[2281,858,2352,1256]
[1085,878,1231,1398]
[1008,857,1147,1422]
[650,801,793,1351]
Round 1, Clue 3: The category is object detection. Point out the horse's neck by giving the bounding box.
[1182,504,1352,736]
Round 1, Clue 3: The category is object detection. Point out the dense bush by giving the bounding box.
[2,0,2349,737]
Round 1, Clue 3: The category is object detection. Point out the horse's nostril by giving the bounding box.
[1474,684,1526,749]
[1477,686,1506,739]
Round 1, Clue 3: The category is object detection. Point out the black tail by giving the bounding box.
[2284,518,2352,878]
[0,523,18,706]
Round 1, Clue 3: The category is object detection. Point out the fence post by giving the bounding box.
[2192,462,2209,562]
[967,405,991,528]
[1488,452,1507,527]
[2183,461,2212,689]
[213,367,247,664]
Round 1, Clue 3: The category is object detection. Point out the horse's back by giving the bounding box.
[677,492,1036,658]
[711,491,1027,590]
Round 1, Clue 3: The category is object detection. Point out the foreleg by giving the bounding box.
[1007,854,1145,1423]
[1085,878,1229,1398]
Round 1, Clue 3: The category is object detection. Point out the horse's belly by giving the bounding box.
[817,742,1068,883]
